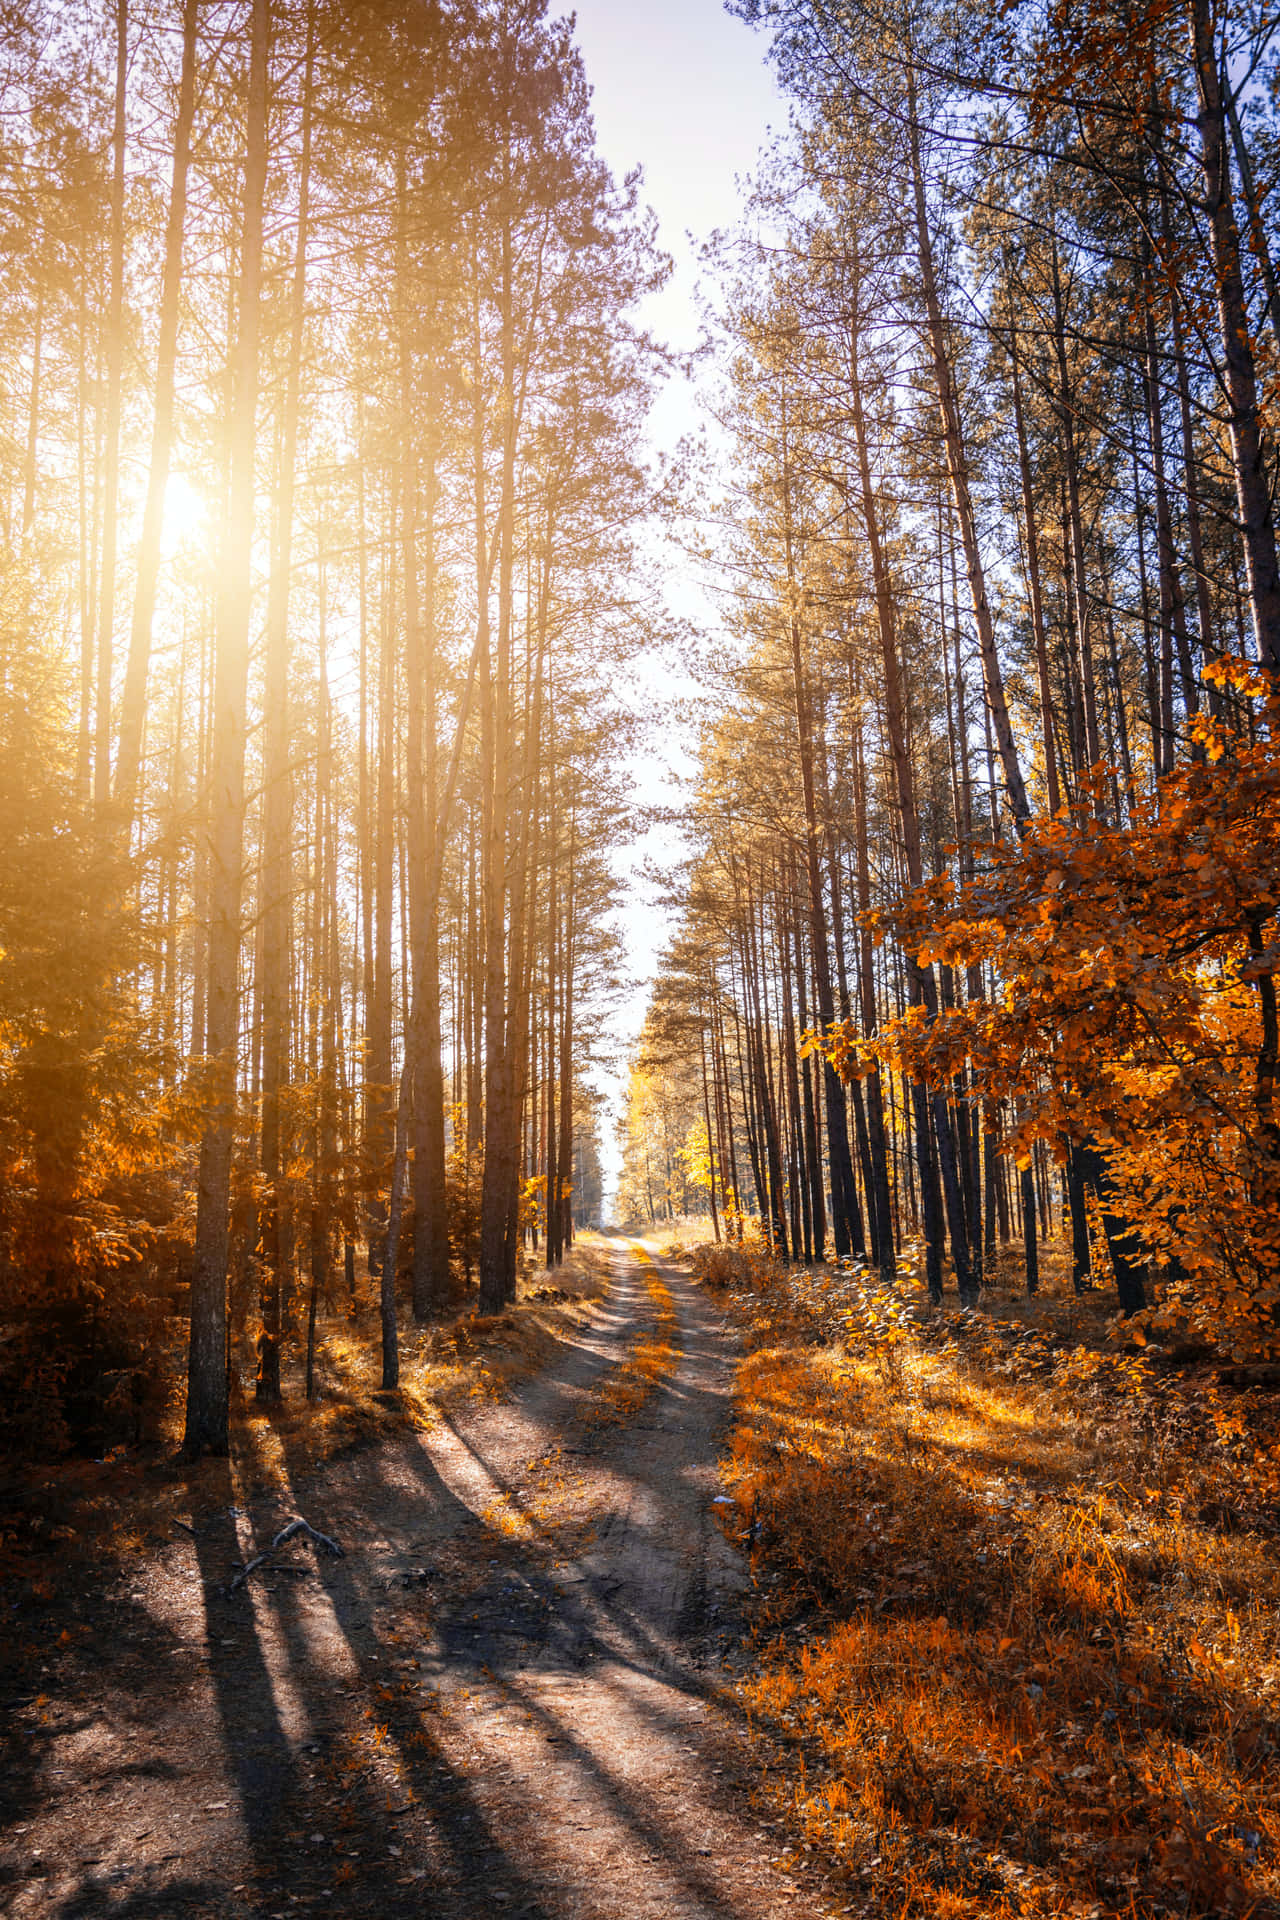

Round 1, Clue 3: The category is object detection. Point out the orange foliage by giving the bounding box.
[0,649,196,1451]
[832,687,1280,1356]
[714,1249,1280,1918]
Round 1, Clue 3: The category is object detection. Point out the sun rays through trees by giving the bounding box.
[0,0,661,1454]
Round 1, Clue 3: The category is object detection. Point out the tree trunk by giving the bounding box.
[1008,311,1061,813]
[184,0,269,1454]
[398,164,450,1323]
[907,75,1029,826]
[1049,234,1102,773]
[847,278,975,1299]
[777,396,860,1258]
[111,0,199,830]
[93,0,129,816]
[1188,0,1280,673]
[477,196,520,1312]
[255,3,313,1402]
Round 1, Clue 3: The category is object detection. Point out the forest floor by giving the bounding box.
[0,1238,847,1919]
[6,1235,1280,1920]
[701,1238,1280,1919]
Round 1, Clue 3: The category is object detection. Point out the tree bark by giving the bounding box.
[1007,310,1061,812]
[847,279,976,1299]
[255,3,314,1402]
[1187,0,1280,674]
[112,0,199,831]
[397,159,450,1324]
[907,73,1029,826]
[184,0,269,1455]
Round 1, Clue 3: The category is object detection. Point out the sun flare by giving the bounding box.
[162,471,208,554]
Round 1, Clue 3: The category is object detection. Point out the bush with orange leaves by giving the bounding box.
[831,669,1280,1359]
[0,640,195,1455]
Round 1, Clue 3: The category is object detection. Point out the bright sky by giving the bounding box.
[569,0,780,364]
[563,0,781,1202]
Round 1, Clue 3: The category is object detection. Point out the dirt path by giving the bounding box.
[2,1242,837,1919]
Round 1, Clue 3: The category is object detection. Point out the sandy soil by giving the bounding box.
[1,1241,840,1919]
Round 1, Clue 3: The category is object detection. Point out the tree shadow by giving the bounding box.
[30,1248,772,1919]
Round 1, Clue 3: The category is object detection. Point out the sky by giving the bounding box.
[568,0,781,368]
[560,0,783,1202]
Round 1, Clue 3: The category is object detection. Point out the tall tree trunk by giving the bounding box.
[367,528,396,1278]
[852,704,896,1283]
[112,0,199,831]
[1049,233,1103,773]
[93,0,129,815]
[699,1023,721,1243]
[1007,310,1061,813]
[907,73,1029,825]
[1141,250,1192,773]
[777,396,859,1258]
[184,0,269,1454]
[477,199,519,1312]
[1171,296,1219,672]
[255,1,313,1402]
[1188,0,1280,673]
[778,877,808,1259]
[398,165,450,1323]
[847,277,975,1300]
[790,853,825,1259]
[1224,75,1280,359]
[555,797,576,1266]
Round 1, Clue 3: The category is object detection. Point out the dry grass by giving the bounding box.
[0,1235,611,1583]
[624,1216,715,1260]
[709,1245,1280,1918]
[581,1241,678,1429]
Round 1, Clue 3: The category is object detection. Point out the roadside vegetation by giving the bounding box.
[0,1239,610,1589]
[695,1236,1280,1918]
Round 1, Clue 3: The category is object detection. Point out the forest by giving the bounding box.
[3,0,1280,1912]
[622,0,1280,1363]
[0,0,648,1459]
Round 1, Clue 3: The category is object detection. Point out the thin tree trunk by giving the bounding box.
[477,199,520,1311]
[255,3,313,1402]
[1142,250,1191,773]
[847,274,975,1300]
[184,0,269,1454]
[777,396,858,1258]
[1050,234,1102,772]
[907,74,1029,825]
[1188,0,1280,672]
[398,169,450,1323]
[1224,75,1280,359]
[111,0,199,830]
[93,0,129,815]
[1008,310,1061,813]
[852,705,895,1283]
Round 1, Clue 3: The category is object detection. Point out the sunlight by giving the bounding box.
[7,0,1280,1907]
[161,471,209,556]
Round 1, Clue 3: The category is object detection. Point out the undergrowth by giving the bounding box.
[0,1239,610,1585]
[709,1247,1280,1918]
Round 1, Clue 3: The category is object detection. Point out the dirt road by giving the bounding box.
[2,1241,836,1919]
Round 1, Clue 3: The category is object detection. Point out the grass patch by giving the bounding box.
[582,1241,679,1429]
[708,1247,1280,1918]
